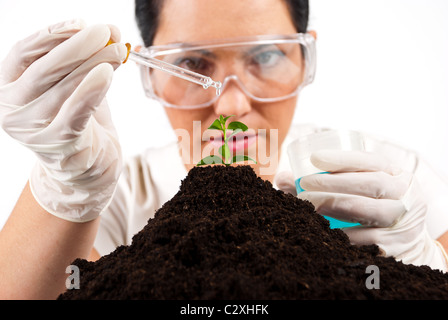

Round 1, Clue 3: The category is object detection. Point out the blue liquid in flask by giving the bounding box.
[295,176,360,229]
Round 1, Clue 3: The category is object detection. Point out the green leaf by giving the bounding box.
[225,128,242,142]
[208,119,223,131]
[231,155,257,164]
[227,121,248,132]
[222,115,234,126]
[218,145,224,157]
[197,155,224,166]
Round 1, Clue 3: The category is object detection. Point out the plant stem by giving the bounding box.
[222,123,228,165]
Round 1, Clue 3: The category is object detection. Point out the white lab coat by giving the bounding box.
[94,124,448,256]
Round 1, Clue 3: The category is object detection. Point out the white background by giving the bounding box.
[0,0,447,227]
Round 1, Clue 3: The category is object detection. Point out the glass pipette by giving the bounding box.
[127,48,222,96]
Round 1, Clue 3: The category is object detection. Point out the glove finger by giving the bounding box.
[0,19,86,86]
[51,43,126,132]
[343,221,427,264]
[4,24,112,107]
[274,171,297,195]
[46,63,115,141]
[298,191,406,227]
[92,99,117,132]
[343,227,404,258]
[0,43,127,143]
[310,150,402,175]
[300,171,412,200]
[342,227,388,253]
[9,63,113,150]
[107,24,122,43]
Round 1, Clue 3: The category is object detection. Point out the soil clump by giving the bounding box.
[59,165,448,299]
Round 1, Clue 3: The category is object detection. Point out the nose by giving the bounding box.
[213,80,252,118]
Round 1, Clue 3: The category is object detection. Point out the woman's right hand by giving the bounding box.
[0,20,127,222]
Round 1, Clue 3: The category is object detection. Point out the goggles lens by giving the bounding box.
[139,34,316,108]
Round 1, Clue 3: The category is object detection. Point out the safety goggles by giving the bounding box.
[138,33,316,109]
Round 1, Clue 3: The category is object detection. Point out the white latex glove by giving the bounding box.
[0,20,128,222]
[276,150,448,272]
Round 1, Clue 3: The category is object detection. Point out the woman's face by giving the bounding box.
[153,0,301,181]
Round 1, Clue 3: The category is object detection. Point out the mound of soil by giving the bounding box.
[59,165,448,300]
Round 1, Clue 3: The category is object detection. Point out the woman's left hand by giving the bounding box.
[276,149,448,272]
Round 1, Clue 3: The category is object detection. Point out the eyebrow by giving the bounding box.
[193,49,216,58]
[246,44,280,54]
[240,44,283,61]
[167,48,218,59]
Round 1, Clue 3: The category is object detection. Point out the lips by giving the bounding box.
[209,131,258,152]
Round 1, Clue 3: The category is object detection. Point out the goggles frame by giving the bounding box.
[138,33,316,109]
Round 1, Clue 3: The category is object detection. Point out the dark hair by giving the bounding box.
[135,0,309,47]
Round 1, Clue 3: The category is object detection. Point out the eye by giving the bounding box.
[174,56,214,76]
[252,50,285,68]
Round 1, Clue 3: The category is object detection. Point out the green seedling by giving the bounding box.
[197,115,257,166]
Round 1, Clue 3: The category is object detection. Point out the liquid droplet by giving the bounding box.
[214,81,222,96]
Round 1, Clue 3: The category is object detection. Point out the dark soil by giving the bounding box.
[59,165,448,300]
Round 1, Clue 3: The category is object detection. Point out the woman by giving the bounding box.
[0,0,447,299]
